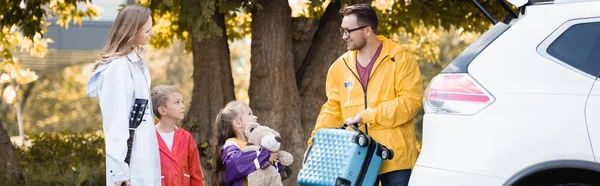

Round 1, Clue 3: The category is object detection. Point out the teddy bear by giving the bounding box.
[241,122,294,186]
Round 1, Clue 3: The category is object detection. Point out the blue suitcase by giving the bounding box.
[298,125,393,186]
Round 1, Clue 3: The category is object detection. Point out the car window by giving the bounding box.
[547,22,600,77]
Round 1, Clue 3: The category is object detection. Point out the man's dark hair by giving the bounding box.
[340,3,378,33]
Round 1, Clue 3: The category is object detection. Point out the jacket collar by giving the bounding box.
[156,126,183,161]
[344,35,393,79]
[126,49,142,63]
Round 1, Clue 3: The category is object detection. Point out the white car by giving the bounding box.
[409,0,600,185]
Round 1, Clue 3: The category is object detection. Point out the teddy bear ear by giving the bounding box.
[246,122,260,132]
[248,122,260,128]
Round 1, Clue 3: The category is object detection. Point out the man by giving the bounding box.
[307,3,423,186]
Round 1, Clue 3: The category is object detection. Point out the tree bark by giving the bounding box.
[183,7,235,180]
[249,0,304,184]
[296,0,372,144]
[292,17,319,73]
[296,0,350,139]
[0,120,23,184]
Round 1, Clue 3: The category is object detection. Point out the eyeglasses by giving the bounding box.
[339,25,369,37]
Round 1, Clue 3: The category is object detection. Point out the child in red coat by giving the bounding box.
[152,85,204,186]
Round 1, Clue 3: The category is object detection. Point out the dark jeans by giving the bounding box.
[375,169,412,186]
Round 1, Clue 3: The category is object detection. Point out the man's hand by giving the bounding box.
[345,114,363,127]
[115,180,130,186]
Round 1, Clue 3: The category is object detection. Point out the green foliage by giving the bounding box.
[146,0,506,51]
[0,0,99,64]
[0,41,195,136]
[0,0,99,140]
[14,132,105,186]
[219,0,259,41]
[144,40,195,112]
[218,0,259,12]
[224,10,252,41]
[219,0,265,41]
[140,0,224,50]
[300,0,511,40]
[142,0,266,47]
[22,65,101,134]
[188,0,221,40]
[138,0,188,49]
[303,0,369,18]
[0,101,16,135]
[0,169,22,186]
[376,0,510,37]
[0,0,98,38]
[304,0,327,18]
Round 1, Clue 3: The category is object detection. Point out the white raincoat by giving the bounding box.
[86,51,161,186]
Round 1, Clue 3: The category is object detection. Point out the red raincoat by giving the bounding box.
[156,127,205,186]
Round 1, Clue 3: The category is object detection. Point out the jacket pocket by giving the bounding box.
[183,173,191,185]
[342,100,363,118]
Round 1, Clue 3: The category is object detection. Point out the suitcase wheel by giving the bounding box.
[357,134,369,147]
[335,178,351,186]
[380,147,394,160]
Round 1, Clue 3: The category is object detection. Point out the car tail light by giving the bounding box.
[424,73,495,115]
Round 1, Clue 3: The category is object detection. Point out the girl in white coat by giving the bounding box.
[86,5,161,186]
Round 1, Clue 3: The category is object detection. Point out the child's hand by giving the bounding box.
[269,152,279,165]
[115,180,130,186]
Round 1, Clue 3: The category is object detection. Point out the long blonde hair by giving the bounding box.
[212,100,246,186]
[93,5,151,70]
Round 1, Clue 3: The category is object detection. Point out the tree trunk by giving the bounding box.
[183,6,234,180]
[15,82,35,145]
[249,0,303,185]
[296,0,373,144]
[296,0,350,139]
[13,84,24,145]
[0,120,23,184]
[292,17,319,73]
[292,0,373,178]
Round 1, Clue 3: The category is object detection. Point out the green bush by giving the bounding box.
[15,132,106,186]
[0,170,22,186]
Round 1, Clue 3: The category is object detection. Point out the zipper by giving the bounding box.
[342,59,367,134]
[341,54,389,185]
[343,55,388,134]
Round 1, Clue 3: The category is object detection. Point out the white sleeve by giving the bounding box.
[98,60,134,183]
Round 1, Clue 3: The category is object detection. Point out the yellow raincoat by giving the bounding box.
[308,36,423,174]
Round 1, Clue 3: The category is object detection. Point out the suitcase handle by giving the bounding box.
[341,123,361,132]
[340,121,368,134]
[302,145,313,165]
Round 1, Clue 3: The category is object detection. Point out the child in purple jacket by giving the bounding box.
[211,101,280,186]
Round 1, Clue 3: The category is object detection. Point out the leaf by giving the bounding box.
[0,73,11,84]
[3,85,16,104]
[200,142,209,149]
[0,0,99,89]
